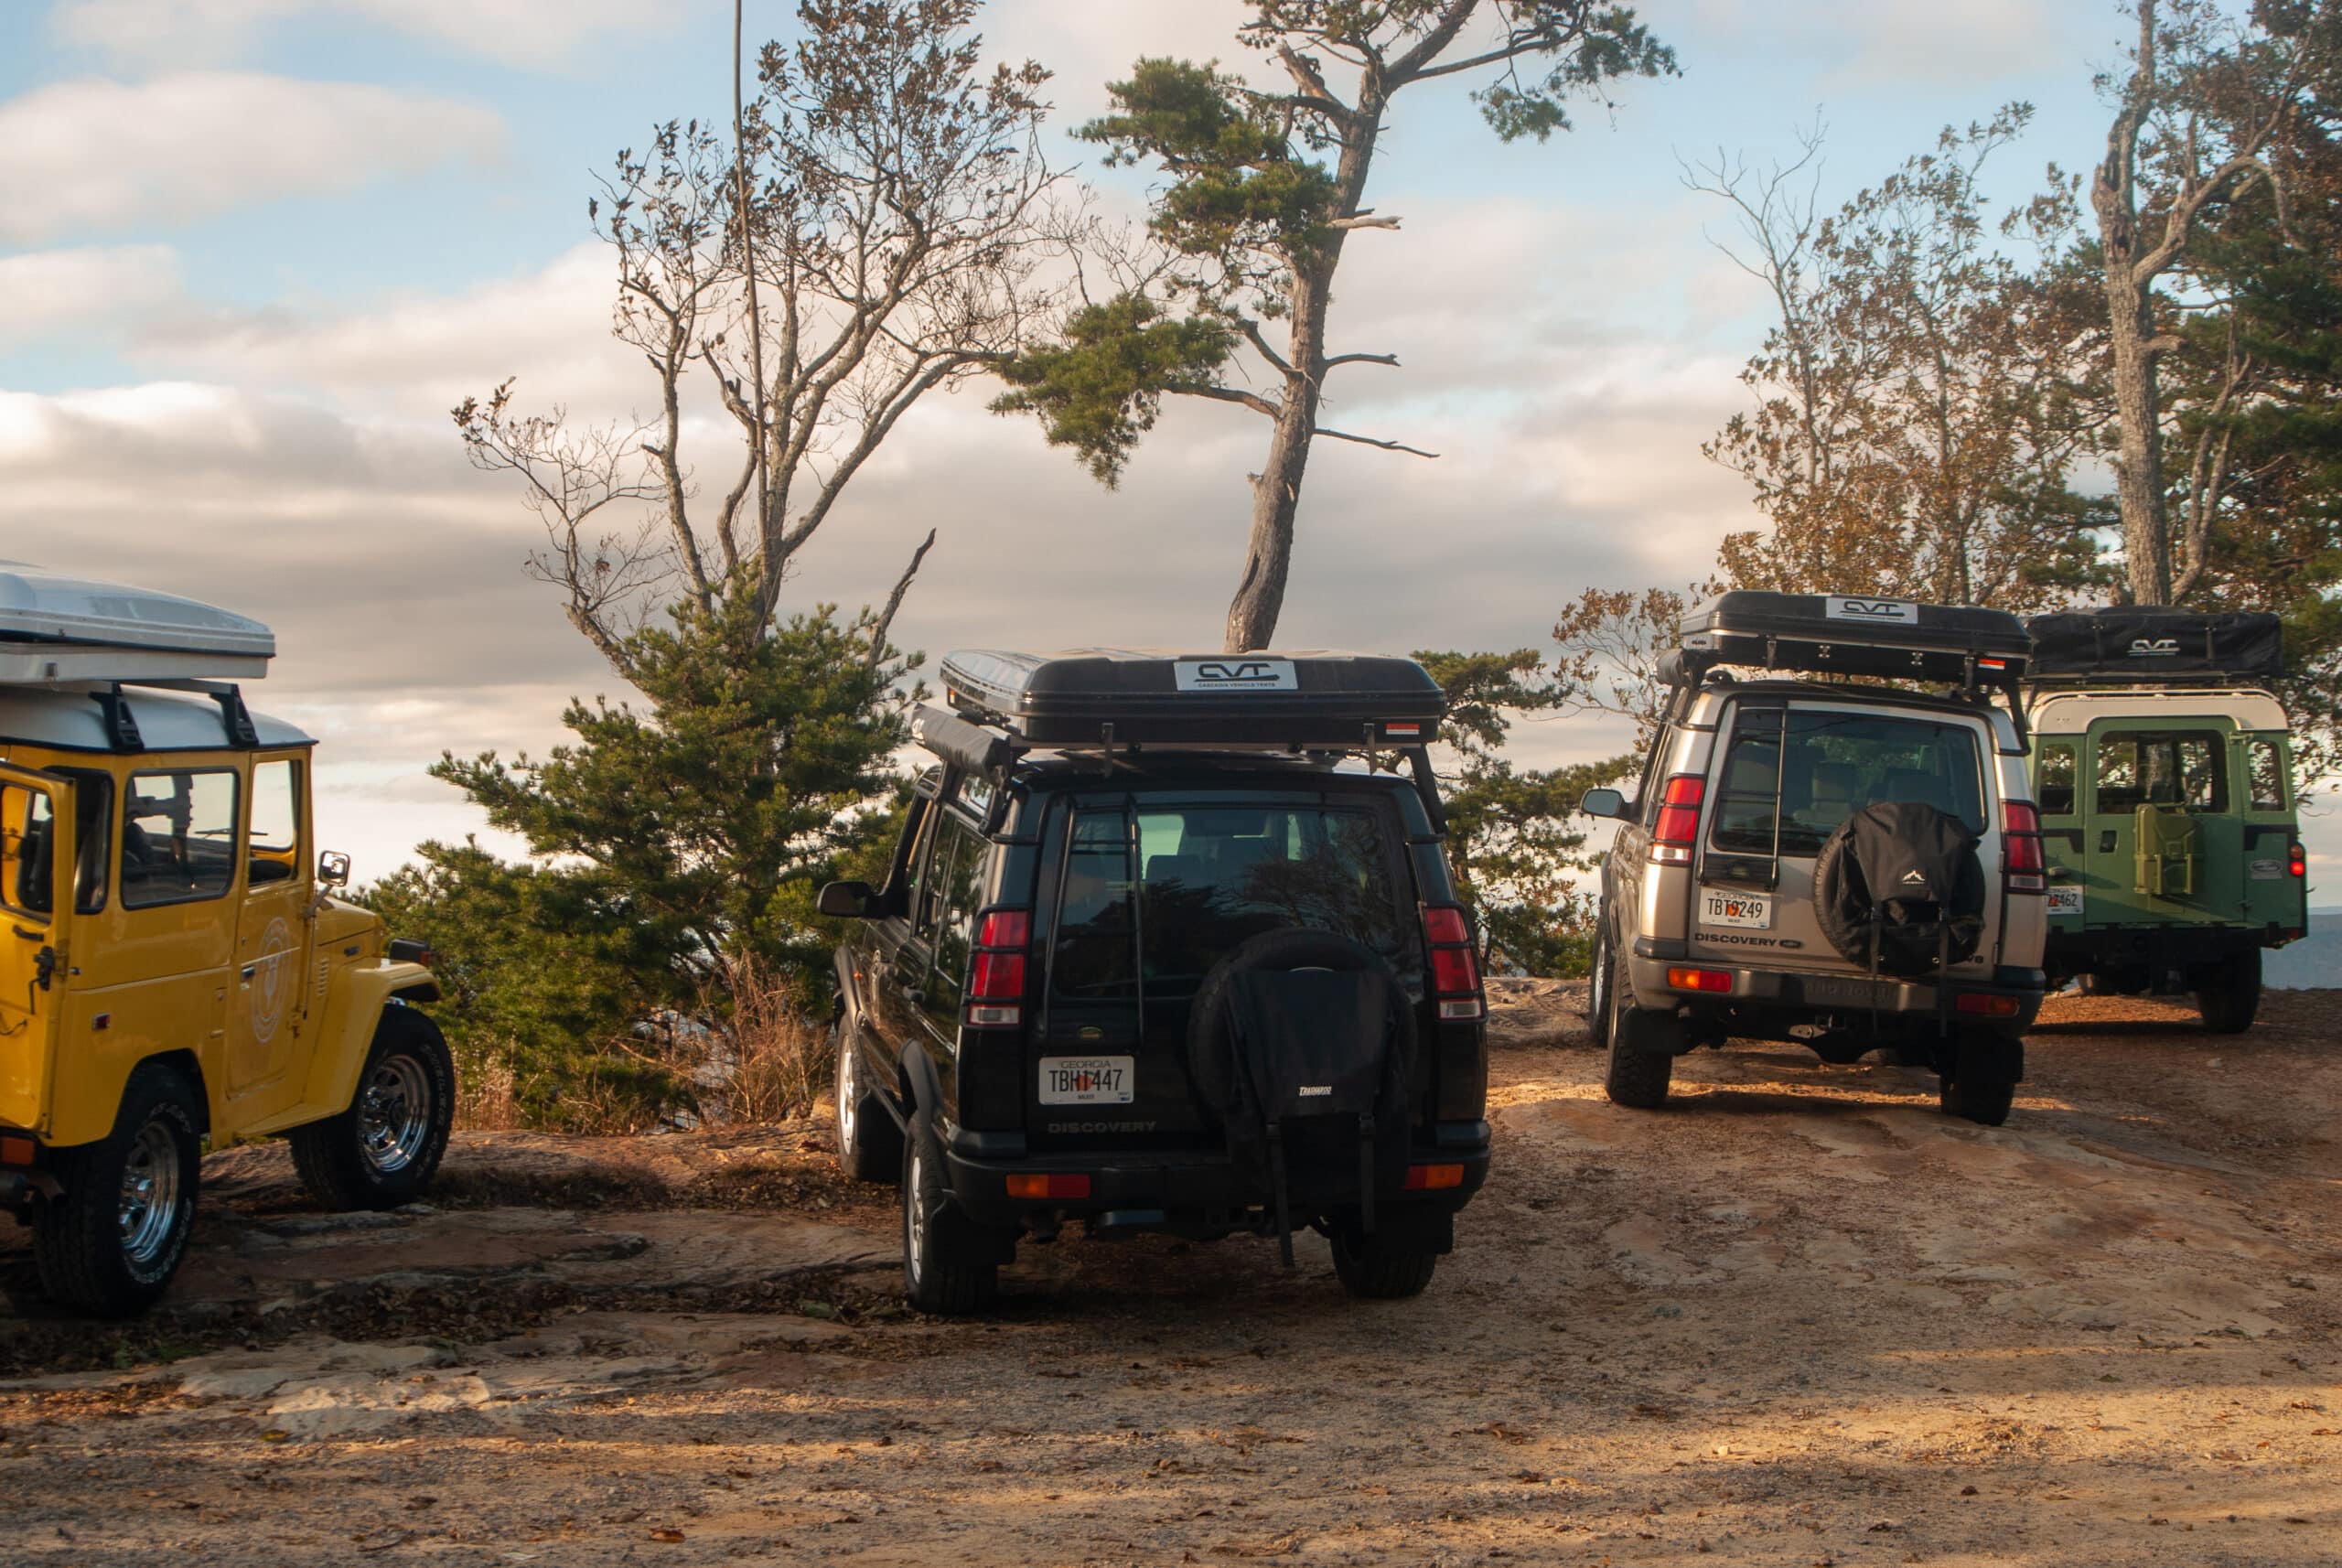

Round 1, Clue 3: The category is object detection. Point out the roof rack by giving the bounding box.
[922,648,1454,831]
[2025,607,2283,685]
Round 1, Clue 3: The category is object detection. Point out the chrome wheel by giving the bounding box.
[357,1053,433,1176]
[904,1142,928,1289]
[836,1034,858,1149]
[117,1120,183,1268]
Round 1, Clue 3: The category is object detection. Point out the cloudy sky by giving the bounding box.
[5,0,2326,888]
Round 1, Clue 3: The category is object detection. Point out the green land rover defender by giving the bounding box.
[2023,608,2308,1032]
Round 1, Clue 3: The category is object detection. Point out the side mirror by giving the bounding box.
[1578,788,1628,821]
[317,850,352,888]
[817,879,875,918]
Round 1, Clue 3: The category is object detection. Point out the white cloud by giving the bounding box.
[0,72,503,244]
[48,0,663,72]
[0,245,183,348]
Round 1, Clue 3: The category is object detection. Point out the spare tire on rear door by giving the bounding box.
[1812,801,1986,977]
[1187,929,1416,1263]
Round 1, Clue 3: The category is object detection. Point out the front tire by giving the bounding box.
[289,1006,455,1210]
[1603,941,1675,1110]
[1330,1227,1439,1299]
[901,1110,999,1316]
[35,1064,202,1317]
[833,1019,902,1184]
[2196,950,2261,1034]
[1586,920,1614,1048]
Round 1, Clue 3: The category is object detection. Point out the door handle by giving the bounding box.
[33,947,56,992]
[240,964,257,981]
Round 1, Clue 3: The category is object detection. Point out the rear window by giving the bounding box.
[1709,707,1986,857]
[1050,803,1405,1001]
[2095,731,2226,812]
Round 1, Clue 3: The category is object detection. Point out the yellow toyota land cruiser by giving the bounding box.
[0,564,452,1316]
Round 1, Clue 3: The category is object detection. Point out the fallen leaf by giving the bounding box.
[260,1431,290,1444]
[650,1528,685,1543]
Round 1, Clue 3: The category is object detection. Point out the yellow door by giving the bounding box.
[226,755,315,1111]
[0,765,74,1133]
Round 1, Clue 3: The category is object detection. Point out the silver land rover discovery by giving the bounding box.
[1581,592,2049,1125]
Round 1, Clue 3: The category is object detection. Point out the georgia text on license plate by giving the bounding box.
[1038,1056,1134,1106]
[1700,889,1772,929]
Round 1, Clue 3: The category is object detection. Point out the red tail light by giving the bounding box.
[964,908,1030,1027]
[1666,966,1733,993]
[2002,800,2047,894]
[1422,906,1484,1021]
[1955,992,2021,1017]
[1402,1163,1465,1191]
[1005,1173,1090,1200]
[2291,843,2307,878]
[1650,774,1704,865]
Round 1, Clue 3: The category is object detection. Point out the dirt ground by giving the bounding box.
[2,984,2337,1567]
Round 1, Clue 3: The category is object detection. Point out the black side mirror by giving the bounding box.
[1578,788,1628,821]
[317,850,352,887]
[817,880,876,918]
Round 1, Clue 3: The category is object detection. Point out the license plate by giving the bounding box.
[2047,886,2085,917]
[1699,889,1772,929]
[1038,1056,1133,1106]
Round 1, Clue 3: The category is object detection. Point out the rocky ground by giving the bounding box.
[1,984,2337,1566]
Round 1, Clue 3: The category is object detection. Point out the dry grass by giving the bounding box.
[718,955,833,1124]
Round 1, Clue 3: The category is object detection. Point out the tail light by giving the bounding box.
[2002,800,2047,894]
[1005,1173,1090,1200]
[964,908,1029,1028]
[1402,1163,1465,1191]
[1955,992,2021,1017]
[2291,842,2307,878]
[1422,906,1484,1021]
[1666,966,1733,993]
[1649,774,1704,866]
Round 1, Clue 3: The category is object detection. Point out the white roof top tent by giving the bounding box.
[0,564,300,752]
[0,562,274,684]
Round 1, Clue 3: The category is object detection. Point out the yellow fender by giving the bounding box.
[243,960,440,1138]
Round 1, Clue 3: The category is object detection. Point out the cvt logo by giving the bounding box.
[1174,656,1296,692]
[2129,638,2180,658]
[1823,596,1918,624]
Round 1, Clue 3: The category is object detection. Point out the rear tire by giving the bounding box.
[2196,950,2261,1034]
[289,1007,455,1211]
[35,1064,202,1317]
[833,1019,902,1184]
[901,1109,999,1316]
[1939,1074,2015,1127]
[1603,942,1675,1110]
[1330,1227,1438,1299]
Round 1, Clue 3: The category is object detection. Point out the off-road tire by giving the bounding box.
[1604,942,1674,1110]
[1329,1227,1439,1299]
[833,1018,901,1184]
[901,1109,998,1316]
[35,1063,202,1317]
[289,1006,455,1211]
[1939,1074,2015,1127]
[1586,919,1614,1049]
[2196,950,2261,1035]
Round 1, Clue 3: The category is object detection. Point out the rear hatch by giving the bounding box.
[1027,785,1421,1151]
[1684,696,2004,983]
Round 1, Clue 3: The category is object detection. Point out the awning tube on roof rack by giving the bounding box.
[910,703,1015,778]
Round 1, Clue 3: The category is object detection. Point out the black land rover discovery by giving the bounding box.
[819,650,1491,1315]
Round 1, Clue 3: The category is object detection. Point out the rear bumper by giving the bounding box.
[1627,949,2044,1033]
[2046,923,2291,976]
[940,1120,1492,1233]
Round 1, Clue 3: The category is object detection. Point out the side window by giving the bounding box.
[1051,811,1136,999]
[932,818,986,993]
[121,769,240,908]
[1636,725,1676,829]
[248,759,302,886]
[2,782,57,918]
[913,819,958,939]
[2246,737,2288,811]
[2037,743,2078,817]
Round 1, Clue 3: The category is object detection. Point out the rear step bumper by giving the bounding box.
[1628,952,2045,1028]
[940,1121,1491,1231]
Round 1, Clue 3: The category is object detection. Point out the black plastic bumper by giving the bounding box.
[940,1120,1492,1232]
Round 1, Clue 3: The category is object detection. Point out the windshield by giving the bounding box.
[1710,706,1986,858]
[1050,803,1405,1001]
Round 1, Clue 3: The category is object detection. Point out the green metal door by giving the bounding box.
[2082,721,2243,926]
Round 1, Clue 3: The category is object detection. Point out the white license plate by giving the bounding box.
[1038,1056,1133,1106]
[2047,886,2085,917]
[1699,889,1772,929]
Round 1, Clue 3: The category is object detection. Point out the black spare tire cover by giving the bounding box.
[1812,801,1987,977]
[1186,929,1414,1126]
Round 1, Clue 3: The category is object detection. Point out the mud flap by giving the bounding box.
[1954,1029,2025,1085]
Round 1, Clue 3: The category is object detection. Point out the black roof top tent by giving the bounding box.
[1667,591,2033,739]
[2025,607,2283,684]
[921,648,1454,830]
